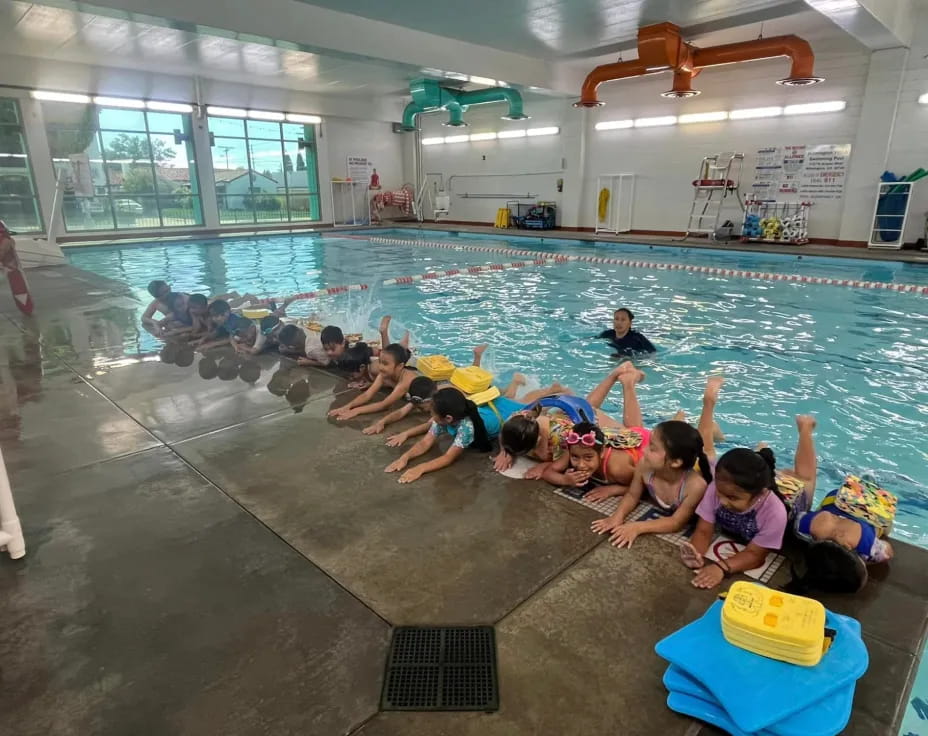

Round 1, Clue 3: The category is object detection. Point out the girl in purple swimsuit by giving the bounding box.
[684,377,818,590]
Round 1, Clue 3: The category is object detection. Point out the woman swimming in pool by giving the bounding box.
[328,343,416,421]
[494,363,648,484]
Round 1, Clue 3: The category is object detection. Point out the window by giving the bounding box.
[208,115,320,225]
[0,98,43,232]
[42,100,202,231]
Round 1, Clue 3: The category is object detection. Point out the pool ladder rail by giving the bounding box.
[683,152,746,240]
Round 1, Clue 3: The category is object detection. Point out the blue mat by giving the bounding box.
[664,664,856,736]
[655,600,868,733]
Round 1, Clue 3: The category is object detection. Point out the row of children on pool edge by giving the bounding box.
[145,280,894,594]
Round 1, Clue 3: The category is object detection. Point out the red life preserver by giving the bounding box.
[0,221,34,315]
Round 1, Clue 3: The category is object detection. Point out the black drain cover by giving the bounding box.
[381,626,498,711]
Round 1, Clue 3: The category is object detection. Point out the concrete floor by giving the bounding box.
[0,266,925,736]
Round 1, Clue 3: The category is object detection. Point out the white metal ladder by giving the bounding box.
[683,152,745,239]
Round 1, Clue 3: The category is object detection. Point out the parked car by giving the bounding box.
[114,199,143,214]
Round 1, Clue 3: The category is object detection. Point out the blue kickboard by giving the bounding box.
[655,600,868,733]
[667,690,757,736]
[663,664,856,736]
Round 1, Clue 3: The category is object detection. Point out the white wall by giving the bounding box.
[416,33,879,241]
[886,3,928,243]
[417,98,570,224]
[320,118,404,189]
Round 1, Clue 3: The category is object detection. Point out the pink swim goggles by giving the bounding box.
[565,430,602,447]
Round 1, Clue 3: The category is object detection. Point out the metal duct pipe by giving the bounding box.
[576,22,823,107]
[456,87,529,120]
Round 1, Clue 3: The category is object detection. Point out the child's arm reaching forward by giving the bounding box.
[691,540,770,589]
[385,420,431,447]
[591,464,647,536]
[385,423,467,483]
[331,374,410,420]
[606,475,704,549]
[329,374,384,418]
[362,402,414,435]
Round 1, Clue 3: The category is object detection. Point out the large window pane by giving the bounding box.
[43,100,202,232]
[208,113,321,225]
[0,98,43,232]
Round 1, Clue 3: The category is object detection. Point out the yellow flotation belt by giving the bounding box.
[598,188,610,221]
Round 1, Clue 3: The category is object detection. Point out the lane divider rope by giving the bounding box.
[364,235,928,295]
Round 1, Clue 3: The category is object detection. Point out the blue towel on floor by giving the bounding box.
[655,600,868,733]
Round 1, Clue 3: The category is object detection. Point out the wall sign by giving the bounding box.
[751,144,851,202]
[346,155,373,182]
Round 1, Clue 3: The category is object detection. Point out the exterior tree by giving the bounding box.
[105,133,176,163]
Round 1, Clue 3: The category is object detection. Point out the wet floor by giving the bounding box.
[0,265,924,736]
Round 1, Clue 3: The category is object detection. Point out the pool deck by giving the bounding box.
[0,266,925,736]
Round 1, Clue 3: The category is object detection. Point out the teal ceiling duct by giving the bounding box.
[400,78,529,131]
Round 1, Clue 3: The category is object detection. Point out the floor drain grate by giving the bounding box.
[381,626,498,711]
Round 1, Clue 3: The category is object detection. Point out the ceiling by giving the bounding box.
[294,0,803,59]
[0,1,420,96]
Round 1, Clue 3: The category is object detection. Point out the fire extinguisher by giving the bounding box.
[0,221,34,316]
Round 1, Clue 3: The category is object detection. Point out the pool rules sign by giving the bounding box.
[751,144,851,202]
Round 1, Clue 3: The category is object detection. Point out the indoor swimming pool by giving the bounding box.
[67,229,928,544]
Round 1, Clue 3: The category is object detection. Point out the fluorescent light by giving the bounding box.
[783,100,846,115]
[147,101,194,113]
[444,134,470,144]
[286,113,322,124]
[595,119,633,131]
[678,111,728,124]
[469,75,497,86]
[497,129,527,139]
[469,132,497,141]
[207,106,247,117]
[496,80,509,87]
[527,126,559,136]
[919,93,928,105]
[421,137,444,145]
[248,110,285,121]
[729,106,782,119]
[93,96,145,108]
[31,90,90,103]
[634,116,677,127]
[444,72,469,81]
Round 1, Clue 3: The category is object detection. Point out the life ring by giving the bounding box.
[598,188,610,221]
[0,221,34,316]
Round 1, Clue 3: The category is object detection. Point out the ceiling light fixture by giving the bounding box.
[469,132,497,141]
[30,90,91,103]
[783,100,846,115]
[469,75,497,86]
[207,106,247,118]
[678,111,728,124]
[634,116,677,127]
[147,101,194,113]
[286,113,322,124]
[595,119,634,131]
[728,106,783,119]
[444,134,470,143]
[421,137,445,145]
[496,129,527,139]
[93,96,145,109]
[248,110,285,121]
[527,127,559,136]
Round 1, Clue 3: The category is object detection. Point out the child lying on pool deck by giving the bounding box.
[328,343,417,421]
[589,375,719,548]
[495,363,648,488]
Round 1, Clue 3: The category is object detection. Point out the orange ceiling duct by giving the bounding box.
[576,22,823,108]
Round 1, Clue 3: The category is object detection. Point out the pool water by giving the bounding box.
[66,228,928,731]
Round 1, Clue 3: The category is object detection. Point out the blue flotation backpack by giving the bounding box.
[532,394,595,424]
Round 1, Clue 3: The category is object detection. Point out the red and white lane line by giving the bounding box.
[367,235,928,295]
[383,257,571,285]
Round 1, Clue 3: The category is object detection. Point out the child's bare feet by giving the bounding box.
[511,372,526,388]
[754,441,769,452]
[704,375,724,403]
[796,414,817,433]
[672,410,686,421]
[680,542,704,570]
[549,381,567,393]
[379,315,392,334]
[473,343,489,364]
[618,368,646,386]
